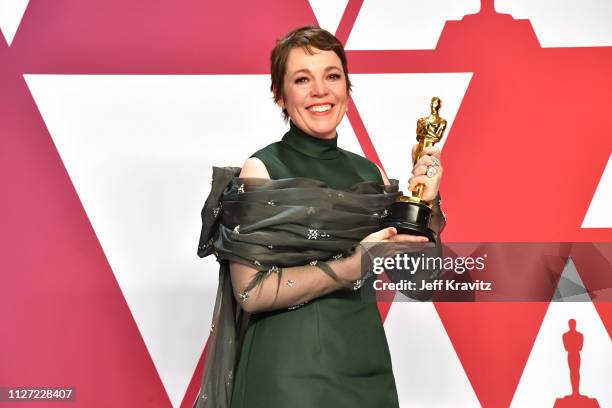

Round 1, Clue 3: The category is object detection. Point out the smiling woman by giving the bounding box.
[275,46,348,139]
[195,26,445,408]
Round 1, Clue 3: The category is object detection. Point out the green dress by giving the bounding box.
[229,121,400,408]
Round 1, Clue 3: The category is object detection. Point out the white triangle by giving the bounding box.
[496,0,612,47]
[350,73,473,190]
[0,0,29,46]
[582,153,612,228]
[308,0,348,34]
[24,74,369,407]
[24,74,290,407]
[384,301,480,405]
[337,115,365,155]
[511,259,612,407]
[345,1,479,50]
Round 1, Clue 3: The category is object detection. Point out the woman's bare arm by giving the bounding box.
[239,157,270,178]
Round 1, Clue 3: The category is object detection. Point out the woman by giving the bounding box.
[195,26,445,408]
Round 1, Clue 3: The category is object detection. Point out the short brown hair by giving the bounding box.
[270,25,352,121]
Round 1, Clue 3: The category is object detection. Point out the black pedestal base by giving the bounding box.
[382,200,436,242]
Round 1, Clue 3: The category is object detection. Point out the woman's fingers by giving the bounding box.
[361,230,430,261]
[361,227,430,244]
[408,170,442,202]
[408,174,432,191]
[412,150,442,177]
[412,164,428,176]
[390,234,429,243]
[412,145,441,163]
[379,227,398,240]
[361,227,397,243]
[409,144,443,202]
[413,154,441,168]
[421,146,441,159]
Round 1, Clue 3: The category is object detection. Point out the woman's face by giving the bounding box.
[278,47,348,139]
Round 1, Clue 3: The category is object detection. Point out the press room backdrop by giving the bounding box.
[1,0,611,407]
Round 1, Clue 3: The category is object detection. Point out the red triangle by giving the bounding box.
[435,302,549,407]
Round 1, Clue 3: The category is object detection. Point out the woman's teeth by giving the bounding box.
[309,104,331,112]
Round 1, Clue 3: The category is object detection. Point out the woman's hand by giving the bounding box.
[409,145,442,202]
[338,227,430,284]
[360,226,429,244]
[359,226,429,257]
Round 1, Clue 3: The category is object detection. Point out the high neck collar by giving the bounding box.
[282,120,340,159]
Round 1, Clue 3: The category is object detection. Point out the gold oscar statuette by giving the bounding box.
[382,97,447,241]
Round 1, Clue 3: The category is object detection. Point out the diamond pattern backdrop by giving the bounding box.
[1,1,611,407]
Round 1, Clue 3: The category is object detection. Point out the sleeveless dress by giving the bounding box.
[229,121,400,408]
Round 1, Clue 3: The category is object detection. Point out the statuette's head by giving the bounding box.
[270,26,351,139]
[431,97,442,114]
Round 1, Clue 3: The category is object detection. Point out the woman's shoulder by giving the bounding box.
[247,141,290,179]
[240,141,285,178]
[250,141,283,161]
[239,157,270,178]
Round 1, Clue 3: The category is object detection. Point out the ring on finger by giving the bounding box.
[430,156,441,167]
[426,165,437,178]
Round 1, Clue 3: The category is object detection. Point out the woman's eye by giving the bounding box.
[328,73,341,80]
[295,77,308,84]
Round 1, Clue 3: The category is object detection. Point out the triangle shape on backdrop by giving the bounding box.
[349,73,472,190]
[432,242,576,407]
[582,153,612,228]
[0,0,29,46]
[349,72,471,320]
[511,257,612,407]
[25,73,367,407]
[308,0,348,34]
[496,0,612,47]
[24,74,285,407]
[345,1,479,50]
[435,302,551,407]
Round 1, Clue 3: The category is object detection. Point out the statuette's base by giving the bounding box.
[382,199,436,242]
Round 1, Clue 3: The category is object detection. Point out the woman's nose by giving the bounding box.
[311,78,328,96]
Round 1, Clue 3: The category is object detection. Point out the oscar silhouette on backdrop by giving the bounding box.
[553,319,600,408]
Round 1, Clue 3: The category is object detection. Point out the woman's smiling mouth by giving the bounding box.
[307,103,333,113]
